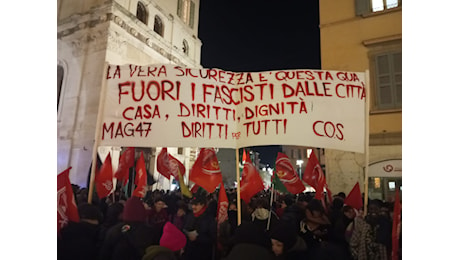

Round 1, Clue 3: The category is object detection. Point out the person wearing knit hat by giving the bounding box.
[123,196,147,222]
[99,197,162,260]
[142,222,186,260]
[160,222,186,251]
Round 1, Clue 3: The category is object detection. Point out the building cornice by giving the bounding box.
[362,34,402,46]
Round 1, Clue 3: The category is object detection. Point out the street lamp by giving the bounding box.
[296,159,304,178]
[307,149,312,158]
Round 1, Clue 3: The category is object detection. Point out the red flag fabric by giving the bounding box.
[115,147,135,186]
[57,167,80,234]
[156,147,172,179]
[303,151,326,200]
[168,154,192,198]
[242,149,247,163]
[132,152,147,198]
[275,152,305,194]
[392,188,401,260]
[168,154,185,180]
[190,183,200,194]
[217,182,229,225]
[95,154,114,199]
[344,182,363,210]
[189,148,222,193]
[240,155,264,203]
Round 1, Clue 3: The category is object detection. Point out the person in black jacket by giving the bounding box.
[223,222,275,260]
[58,203,103,260]
[99,197,162,260]
[98,202,124,249]
[182,195,217,260]
[270,221,307,260]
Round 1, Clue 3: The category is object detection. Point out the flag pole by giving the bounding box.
[88,63,109,204]
[266,182,275,230]
[235,148,241,225]
[363,70,370,215]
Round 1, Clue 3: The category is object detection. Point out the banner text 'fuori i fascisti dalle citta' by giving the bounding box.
[100,64,366,153]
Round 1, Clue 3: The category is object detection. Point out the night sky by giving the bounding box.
[198,0,321,166]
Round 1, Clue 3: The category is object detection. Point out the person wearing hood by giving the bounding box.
[99,197,162,260]
[270,221,307,260]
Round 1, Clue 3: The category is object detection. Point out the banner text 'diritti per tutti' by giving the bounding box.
[100,64,366,153]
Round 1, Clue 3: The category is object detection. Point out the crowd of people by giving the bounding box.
[57,185,401,260]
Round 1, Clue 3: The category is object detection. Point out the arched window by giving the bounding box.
[182,39,189,55]
[136,2,148,25]
[154,15,164,37]
[57,65,64,111]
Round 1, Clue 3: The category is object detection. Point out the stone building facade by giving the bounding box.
[58,0,202,188]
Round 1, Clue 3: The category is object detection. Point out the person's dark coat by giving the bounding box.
[227,210,238,236]
[147,208,169,231]
[58,221,101,260]
[98,202,124,247]
[272,236,308,260]
[251,208,279,232]
[280,203,305,228]
[182,209,217,260]
[99,197,162,260]
[99,222,162,260]
[223,243,276,260]
[224,222,275,260]
[270,221,307,260]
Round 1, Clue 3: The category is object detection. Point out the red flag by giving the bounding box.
[168,154,192,198]
[392,188,401,260]
[303,151,326,200]
[115,147,135,186]
[344,182,363,210]
[275,152,305,194]
[190,183,200,194]
[240,155,264,203]
[189,148,222,193]
[156,147,172,179]
[217,182,229,225]
[57,167,79,234]
[242,149,247,163]
[132,152,147,198]
[95,154,114,199]
[168,154,185,180]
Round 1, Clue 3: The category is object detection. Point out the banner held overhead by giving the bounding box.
[100,64,366,153]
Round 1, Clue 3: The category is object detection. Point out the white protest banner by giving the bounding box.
[100,64,366,153]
